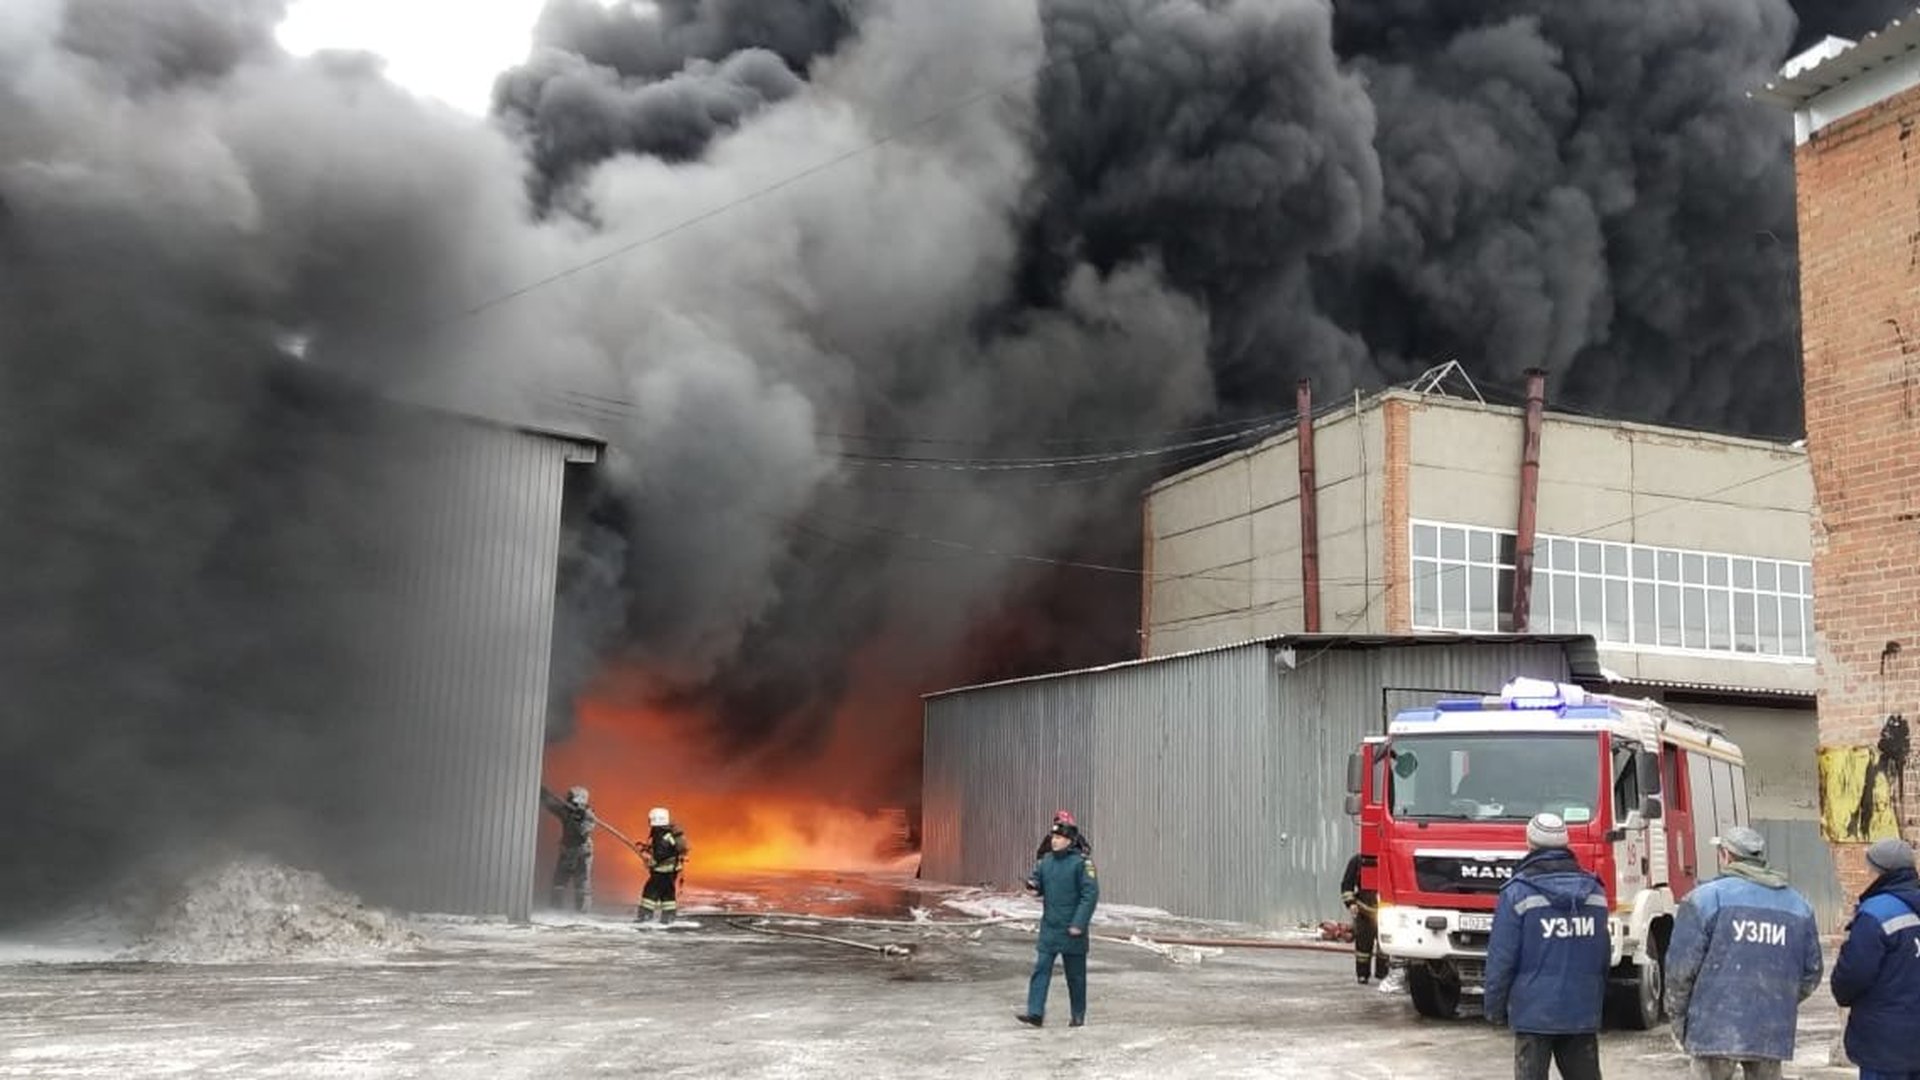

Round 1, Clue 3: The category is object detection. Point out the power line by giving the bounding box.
[788,457,1812,620]
[530,384,1321,471]
[441,21,1142,330]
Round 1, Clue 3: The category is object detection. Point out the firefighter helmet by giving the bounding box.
[648,807,671,827]
[567,786,589,805]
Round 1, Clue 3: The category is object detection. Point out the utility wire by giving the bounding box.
[440,22,1143,329]
[789,457,1810,613]
[529,384,1337,472]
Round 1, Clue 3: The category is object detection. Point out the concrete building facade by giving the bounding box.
[1141,389,1842,922]
[1758,14,1920,896]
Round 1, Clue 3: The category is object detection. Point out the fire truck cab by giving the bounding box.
[1344,677,1750,1028]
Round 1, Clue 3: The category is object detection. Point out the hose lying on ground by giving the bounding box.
[698,909,1015,929]
[1123,934,1352,955]
[728,917,913,957]
[695,907,1346,961]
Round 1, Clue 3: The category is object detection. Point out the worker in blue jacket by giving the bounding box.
[1483,813,1611,1080]
[1665,826,1823,1079]
[1830,837,1920,1080]
[1015,821,1100,1029]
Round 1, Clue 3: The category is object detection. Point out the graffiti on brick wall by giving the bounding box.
[1819,714,1912,843]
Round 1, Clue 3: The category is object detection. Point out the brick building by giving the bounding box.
[1757,15,1920,896]
[1140,384,1844,922]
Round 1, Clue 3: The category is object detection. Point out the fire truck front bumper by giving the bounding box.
[1374,904,1496,960]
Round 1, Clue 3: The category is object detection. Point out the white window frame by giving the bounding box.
[1409,520,1814,665]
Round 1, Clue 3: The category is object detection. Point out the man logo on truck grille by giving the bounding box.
[1460,864,1513,881]
[1540,916,1598,939]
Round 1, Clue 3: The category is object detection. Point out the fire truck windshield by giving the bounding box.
[1389,733,1600,824]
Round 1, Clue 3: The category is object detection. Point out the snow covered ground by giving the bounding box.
[0,870,1855,1079]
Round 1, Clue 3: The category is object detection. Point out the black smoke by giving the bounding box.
[499,0,1859,767]
[2,0,1898,918]
[496,0,856,205]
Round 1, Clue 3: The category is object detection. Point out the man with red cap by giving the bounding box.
[1036,810,1093,861]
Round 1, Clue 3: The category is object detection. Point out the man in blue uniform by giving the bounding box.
[1483,813,1610,1080]
[1831,838,1920,1080]
[1015,821,1100,1029]
[1665,826,1824,1080]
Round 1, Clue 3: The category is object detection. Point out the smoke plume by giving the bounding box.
[0,0,1884,916]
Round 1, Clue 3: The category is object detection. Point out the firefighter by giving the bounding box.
[539,785,595,912]
[1034,810,1093,860]
[1830,838,1920,1080]
[1340,853,1390,984]
[1015,821,1100,1028]
[1483,813,1610,1080]
[637,806,689,925]
[1664,827,1823,1080]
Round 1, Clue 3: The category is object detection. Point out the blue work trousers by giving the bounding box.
[1860,1072,1920,1080]
[1027,943,1087,1020]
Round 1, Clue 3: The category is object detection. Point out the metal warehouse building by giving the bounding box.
[921,634,1599,928]
[346,411,601,920]
[1136,378,1842,925]
[246,373,604,923]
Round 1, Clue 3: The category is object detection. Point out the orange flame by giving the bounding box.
[540,696,913,900]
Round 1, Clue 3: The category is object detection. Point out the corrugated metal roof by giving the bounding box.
[1751,10,1920,108]
[1606,676,1814,703]
[924,632,1605,698]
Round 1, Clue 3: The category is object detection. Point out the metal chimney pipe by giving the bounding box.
[1297,378,1322,634]
[1511,369,1548,632]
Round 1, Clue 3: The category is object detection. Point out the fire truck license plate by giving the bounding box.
[1457,914,1494,933]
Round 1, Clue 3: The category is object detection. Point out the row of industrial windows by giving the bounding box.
[1410,520,1814,660]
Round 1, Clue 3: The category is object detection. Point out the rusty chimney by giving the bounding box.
[1297,378,1322,634]
[1510,369,1547,632]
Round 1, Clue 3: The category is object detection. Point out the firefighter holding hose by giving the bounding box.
[637,807,689,925]
[1341,852,1389,984]
[540,785,596,912]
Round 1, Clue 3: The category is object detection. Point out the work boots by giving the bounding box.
[661,909,676,926]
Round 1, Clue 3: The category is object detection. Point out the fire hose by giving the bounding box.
[728,917,915,958]
[706,908,1346,961]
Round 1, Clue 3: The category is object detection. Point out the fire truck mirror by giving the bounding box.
[1635,750,1662,796]
[1344,793,1362,817]
[1345,752,1363,795]
[1639,795,1664,822]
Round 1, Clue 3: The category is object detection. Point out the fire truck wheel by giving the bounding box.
[1605,953,1665,1031]
[1406,962,1461,1020]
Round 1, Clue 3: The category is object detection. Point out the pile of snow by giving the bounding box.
[130,859,418,963]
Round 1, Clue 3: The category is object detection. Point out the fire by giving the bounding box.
[540,696,913,900]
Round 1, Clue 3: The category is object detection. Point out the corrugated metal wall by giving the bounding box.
[353,419,596,920]
[923,640,1574,927]
[1752,819,1845,931]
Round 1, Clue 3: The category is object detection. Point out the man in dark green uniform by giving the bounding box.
[1016,821,1100,1028]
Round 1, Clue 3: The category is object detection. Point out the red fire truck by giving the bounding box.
[1344,678,1751,1028]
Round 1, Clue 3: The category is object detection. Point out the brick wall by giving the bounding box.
[1383,398,1412,632]
[1795,84,1920,899]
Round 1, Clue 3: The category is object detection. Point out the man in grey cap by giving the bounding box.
[1484,813,1611,1080]
[1665,825,1823,1080]
[1830,837,1920,1080]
